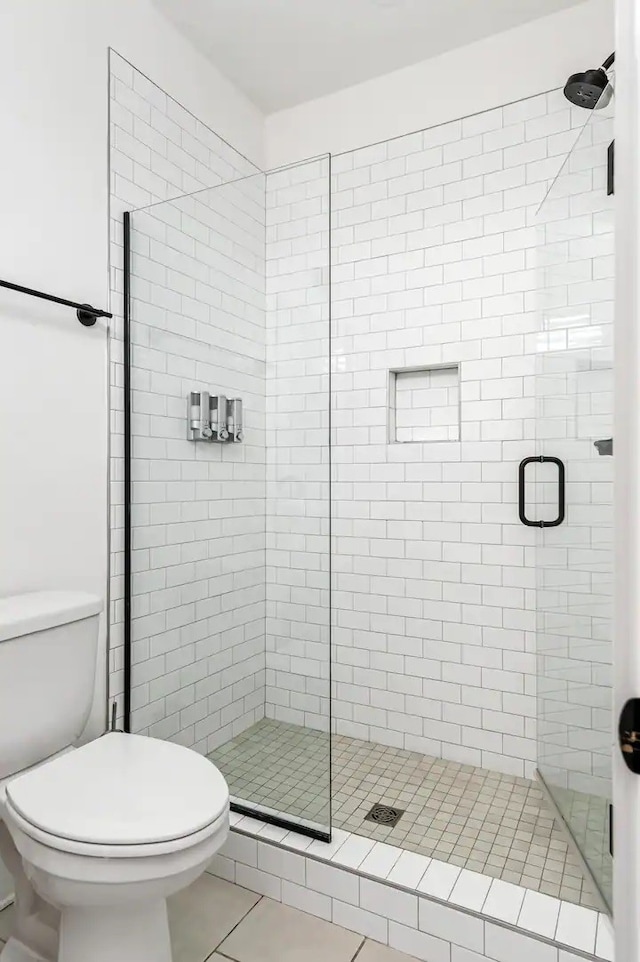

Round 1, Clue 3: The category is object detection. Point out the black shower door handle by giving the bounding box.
[518,456,565,527]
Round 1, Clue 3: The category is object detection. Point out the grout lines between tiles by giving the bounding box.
[212,718,600,909]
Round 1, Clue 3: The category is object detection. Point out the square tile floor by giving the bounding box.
[550,784,611,908]
[0,874,418,962]
[212,719,601,910]
[214,720,331,827]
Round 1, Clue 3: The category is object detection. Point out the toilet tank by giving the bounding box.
[0,591,102,780]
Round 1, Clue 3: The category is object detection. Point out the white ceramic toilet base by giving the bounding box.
[0,823,58,962]
[1,732,230,962]
[58,899,172,962]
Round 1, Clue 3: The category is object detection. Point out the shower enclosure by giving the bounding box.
[535,92,614,910]
[123,157,332,838]
[117,85,616,914]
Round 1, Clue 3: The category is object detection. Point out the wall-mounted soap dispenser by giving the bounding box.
[210,395,230,442]
[188,391,213,441]
[187,391,244,443]
[227,398,244,442]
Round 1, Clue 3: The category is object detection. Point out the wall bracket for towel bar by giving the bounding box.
[0,278,112,326]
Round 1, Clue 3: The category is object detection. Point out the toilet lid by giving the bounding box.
[5,733,229,846]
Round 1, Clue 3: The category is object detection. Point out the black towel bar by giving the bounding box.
[0,278,112,326]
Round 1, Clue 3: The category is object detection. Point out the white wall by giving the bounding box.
[0,0,264,902]
[265,0,613,167]
[0,0,264,726]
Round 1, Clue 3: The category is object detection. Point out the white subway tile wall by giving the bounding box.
[326,90,600,777]
[264,159,332,733]
[108,51,264,744]
[109,56,612,810]
[109,55,333,757]
[125,177,268,748]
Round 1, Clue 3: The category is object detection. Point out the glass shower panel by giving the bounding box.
[535,93,614,909]
[126,158,331,837]
[262,157,332,832]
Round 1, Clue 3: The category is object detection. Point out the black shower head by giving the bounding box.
[564,68,609,108]
[563,53,615,109]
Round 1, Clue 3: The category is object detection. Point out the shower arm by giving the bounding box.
[602,52,615,72]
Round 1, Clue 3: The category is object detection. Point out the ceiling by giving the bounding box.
[154,0,585,113]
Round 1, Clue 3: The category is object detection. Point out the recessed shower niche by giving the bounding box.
[388,364,460,443]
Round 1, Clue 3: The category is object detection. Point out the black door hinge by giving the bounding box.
[609,803,613,857]
[607,139,615,196]
[619,698,640,772]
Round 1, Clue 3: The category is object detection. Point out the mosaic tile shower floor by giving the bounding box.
[549,784,611,907]
[212,718,601,910]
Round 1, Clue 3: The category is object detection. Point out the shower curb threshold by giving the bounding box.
[207,815,613,962]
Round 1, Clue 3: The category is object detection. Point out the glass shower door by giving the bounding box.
[535,94,614,909]
[124,157,332,838]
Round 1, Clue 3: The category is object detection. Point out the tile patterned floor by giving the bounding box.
[549,783,611,908]
[213,718,601,910]
[0,875,418,962]
[214,719,331,827]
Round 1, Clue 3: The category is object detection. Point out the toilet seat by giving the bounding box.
[4,732,229,853]
[1,732,230,962]
[3,800,228,860]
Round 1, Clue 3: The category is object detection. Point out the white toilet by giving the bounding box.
[0,591,230,962]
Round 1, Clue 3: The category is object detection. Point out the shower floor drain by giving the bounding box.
[364,802,404,827]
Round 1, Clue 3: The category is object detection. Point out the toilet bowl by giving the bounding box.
[0,591,230,961]
[0,732,229,962]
